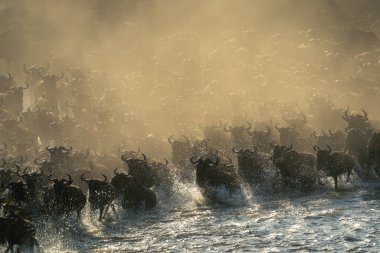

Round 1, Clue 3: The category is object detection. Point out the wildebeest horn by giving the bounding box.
[246,121,252,131]
[325,146,332,153]
[101,174,107,182]
[181,136,189,145]
[48,173,58,183]
[224,122,232,132]
[270,142,277,148]
[328,129,333,136]
[232,145,241,153]
[15,165,24,178]
[121,154,129,162]
[45,146,54,152]
[62,146,72,151]
[137,153,147,161]
[81,172,89,182]
[64,174,73,185]
[285,144,293,151]
[313,145,319,152]
[275,123,281,130]
[163,159,169,166]
[345,108,350,117]
[37,168,43,176]
[190,156,199,164]
[362,109,368,120]
[168,135,175,145]
[342,108,350,121]
[114,168,119,175]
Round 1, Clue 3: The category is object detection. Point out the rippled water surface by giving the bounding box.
[14,179,380,252]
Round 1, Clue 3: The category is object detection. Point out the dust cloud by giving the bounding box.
[0,0,379,159]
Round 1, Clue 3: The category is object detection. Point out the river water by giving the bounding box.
[27,176,379,253]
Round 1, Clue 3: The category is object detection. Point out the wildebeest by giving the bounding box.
[247,126,273,153]
[0,216,40,253]
[314,145,354,190]
[15,165,43,200]
[168,135,193,173]
[233,146,273,185]
[342,108,372,132]
[121,150,156,188]
[111,171,156,210]
[271,144,317,189]
[48,174,86,220]
[190,155,240,194]
[81,172,116,221]
[224,122,252,147]
[274,124,298,147]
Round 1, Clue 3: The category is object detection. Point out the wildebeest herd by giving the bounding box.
[0,64,379,252]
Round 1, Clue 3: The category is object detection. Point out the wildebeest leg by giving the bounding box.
[334,176,338,190]
[110,204,118,219]
[346,170,352,182]
[34,238,41,253]
[98,207,104,221]
[102,204,112,220]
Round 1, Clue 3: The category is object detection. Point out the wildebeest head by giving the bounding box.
[45,145,72,160]
[275,123,297,146]
[15,165,43,192]
[3,180,27,202]
[224,121,252,136]
[270,143,293,166]
[81,172,108,191]
[111,169,129,195]
[120,148,147,169]
[190,155,219,172]
[39,72,64,87]
[168,135,192,152]
[23,63,49,83]
[49,173,73,195]
[314,145,331,171]
[341,108,370,131]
